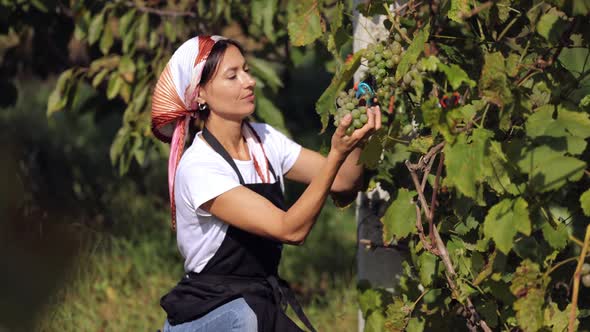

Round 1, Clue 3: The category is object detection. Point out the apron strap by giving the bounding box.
[202,122,279,184]
[267,276,317,332]
[202,125,246,185]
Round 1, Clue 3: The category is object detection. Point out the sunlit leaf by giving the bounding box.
[484,197,531,254]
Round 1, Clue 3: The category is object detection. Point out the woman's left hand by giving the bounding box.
[330,105,381,160]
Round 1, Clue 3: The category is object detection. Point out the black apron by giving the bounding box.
[161,123,316,332]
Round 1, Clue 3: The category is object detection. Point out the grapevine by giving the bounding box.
[316,1,590,331]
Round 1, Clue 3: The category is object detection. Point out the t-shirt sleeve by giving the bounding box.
[175,158,241,217]
[259,123,302,175]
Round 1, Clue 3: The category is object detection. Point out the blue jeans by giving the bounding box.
[161,297,258,332]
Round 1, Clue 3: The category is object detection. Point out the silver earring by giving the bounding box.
[198,102,207,111]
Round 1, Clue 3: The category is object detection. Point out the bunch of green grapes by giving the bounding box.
[363,30,408,105]
[334,89,370,135]
[582,263,590,288]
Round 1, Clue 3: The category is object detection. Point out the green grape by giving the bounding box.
[583,274,590,288]
[360,113,368,124]
[378,68,387,76]
[400,27,408,36]
[353,119,363,129]
[392,54,401,65]
[368,60,376,68]
[385,59,395,69]
[352,97,359,106]
[403,73,412,85]
[351,109,360,119]
[336,97,345,107]
[383,49,392,59]
[582,263,590,275]
[375,43,384,53]
[378,61,386,69]
[369,67,378,76]
[391,41,402,55]
[358,106,367,113]
[365,50,375,61]
[416,61,424,72]
[394,33,401,42]
[345,127,354,136]
[338,91,347,99]
[374,53,383,62]
[345,102,355,110]
[333,119,340,127]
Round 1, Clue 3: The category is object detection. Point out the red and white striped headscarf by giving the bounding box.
[151,35,271,231]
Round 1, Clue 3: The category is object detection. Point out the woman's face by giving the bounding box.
[198,45,256,120]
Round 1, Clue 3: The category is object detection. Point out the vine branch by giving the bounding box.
[569,224,590,332]
[405,143,492,332]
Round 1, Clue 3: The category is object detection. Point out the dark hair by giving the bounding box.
[200,39,246,86]
[197,39,245,120]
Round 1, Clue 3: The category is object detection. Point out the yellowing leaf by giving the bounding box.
[287,0,323,46]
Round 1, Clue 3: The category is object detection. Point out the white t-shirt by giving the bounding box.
[174,122,302,273]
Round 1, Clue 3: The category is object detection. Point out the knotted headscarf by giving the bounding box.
[151,35,271,231]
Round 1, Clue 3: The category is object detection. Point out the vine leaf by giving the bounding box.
[437,62,476,90]
[444,129,493,199]
[251,0,278,42]
[359,131,385,169]
[581,189,590,216]
[536,10,568,45]
[381,188,417,242]
[483,198,531,254]
[395,23,430,81]
[418,251,437,287]
[315,50,363,130]
[447,0,469,23]
[287,0,323,46]
[526,105,590,151]
[47,69,74,115]
[384,297,412,331]
[510,260,548,332]
[480,52,513,107]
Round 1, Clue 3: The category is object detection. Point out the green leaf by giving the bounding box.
[315,50,363,130]
[405,317,425,332]
[88,11,105,45]
[384,297,412,331]
[365,311,385,332]
[47,69,74,115]
[580,189,590,216]
[536,10,568,45]
[359,132,384,169]
[444,129,493,199]
[484,197,531,254]
[99,18,113,54]
[408,136,434,154]
[545,303,578,332]
[248,56,283,93]
[480,52,512,107]
[418,251,437,287]
[92,68,109,88]
[421,97,455,143]
[118,55,136,83]
[526,105,590,140]
[118,9,136,37]
[358,288,383,316]
[437,63,476,90]
[529,155,586,192]
[254,88,289,135]
[287,0,323,46]
[381,188,417,241]
[558,46,590,79]
[483,140,520,195]
[395,24,430,81]
[107,74,123,100]
[252,0,278,41]
[541,218,569,250]
[572,0,590,16]
[447,0,469,22]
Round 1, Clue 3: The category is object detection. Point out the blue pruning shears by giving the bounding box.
[355,81,375,106]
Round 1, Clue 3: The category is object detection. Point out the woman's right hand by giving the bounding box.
[330,105,381,160]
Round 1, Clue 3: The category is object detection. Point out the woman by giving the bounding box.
[151,35,380,332]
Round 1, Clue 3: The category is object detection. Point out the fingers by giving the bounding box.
[373,105,382,130]
[335,113,352,136]
[352,106,377,140]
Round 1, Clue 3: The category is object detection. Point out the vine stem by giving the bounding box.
[123,1,197,17]
[569,224,590,332]
[405,144,492,332]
